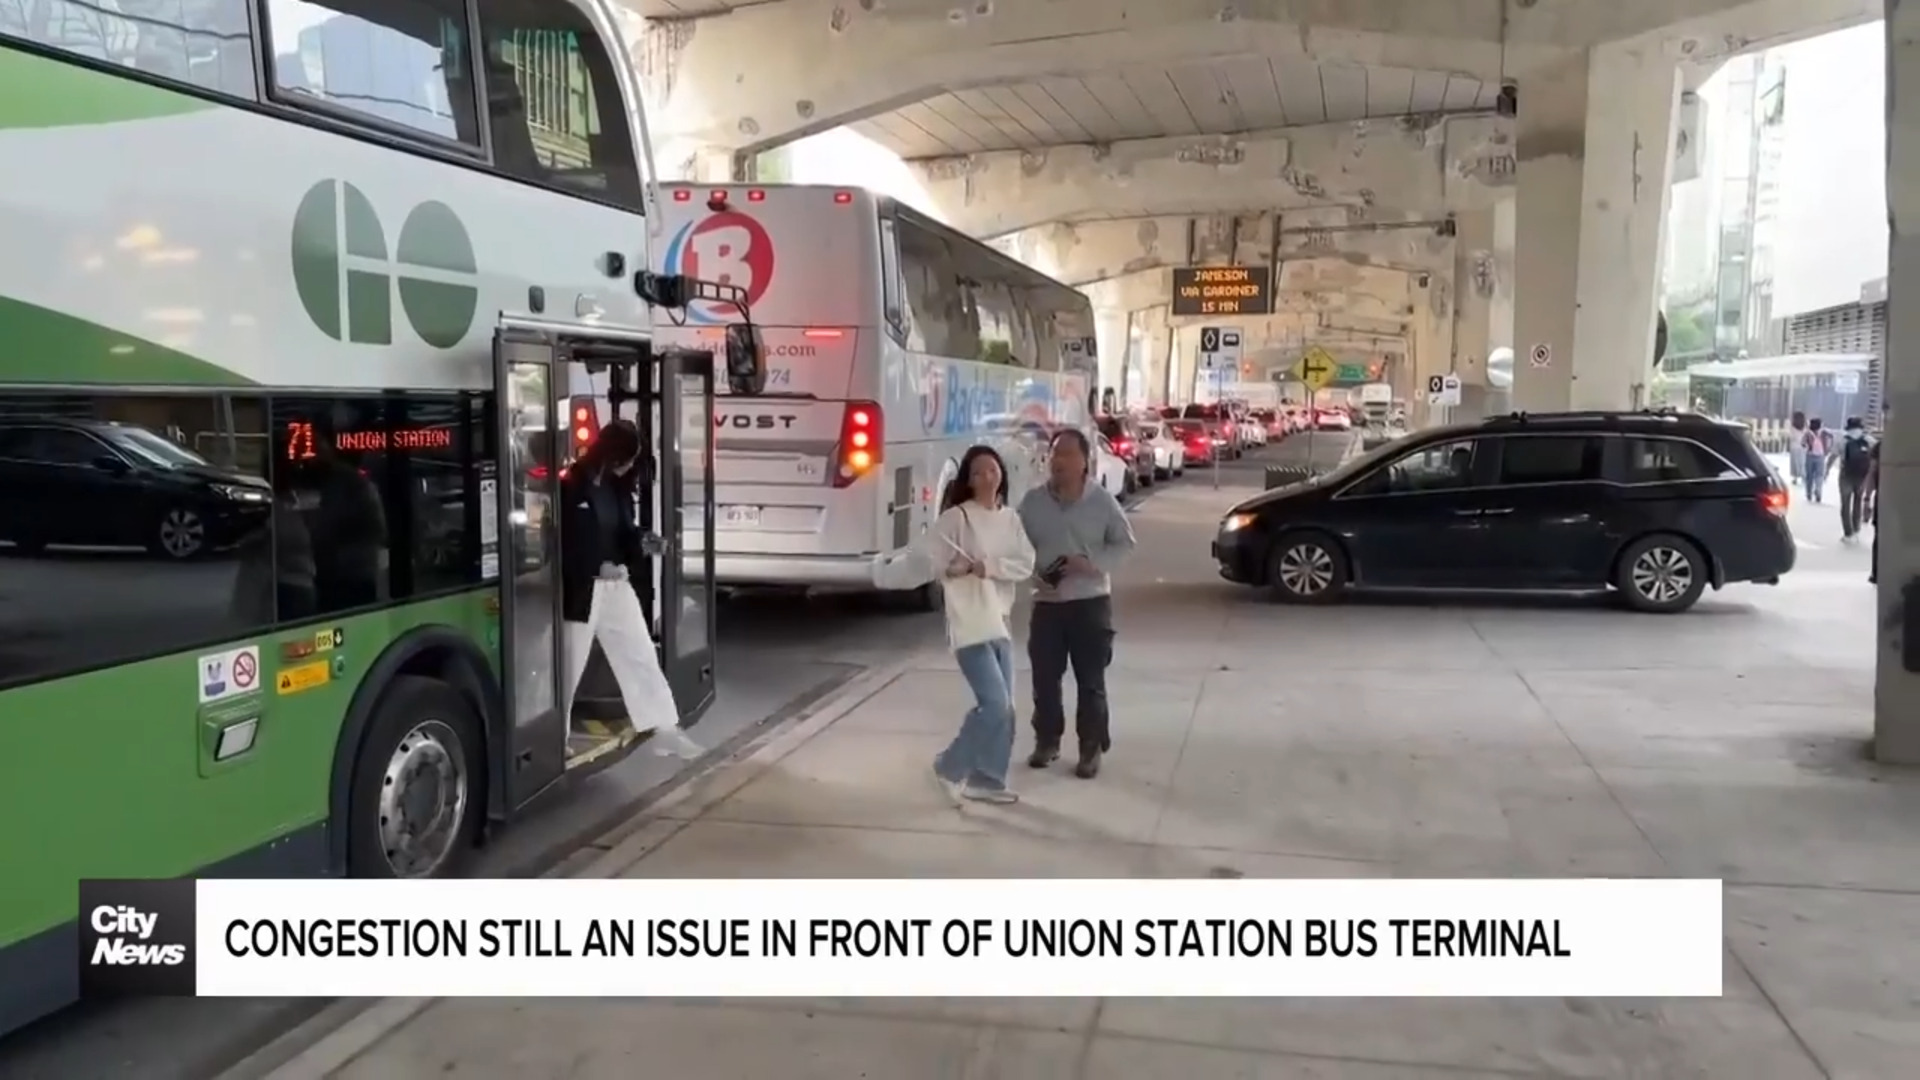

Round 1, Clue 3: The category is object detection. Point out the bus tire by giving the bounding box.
[346,675,485,880]
[905,580,943,613]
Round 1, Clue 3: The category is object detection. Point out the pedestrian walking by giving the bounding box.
[559,419,703,760]
[1018,428,1137,779]
[872,445,1036,804]
[1836,417,1874,542]
[1800,418,1832,503]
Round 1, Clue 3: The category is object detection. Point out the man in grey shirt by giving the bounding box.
[1017,428,1137,779]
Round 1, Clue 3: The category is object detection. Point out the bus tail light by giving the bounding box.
[834,402,882,488]
[569,397,599,457]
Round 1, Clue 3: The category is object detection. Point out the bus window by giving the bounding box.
[878,213,907,342]
[3,0,255,98]
[474,4,642,208]
[898,216,967,357]
[269,393,489,618]
[262,0,482,146]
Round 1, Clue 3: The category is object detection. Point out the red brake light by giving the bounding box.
[747,189,766,202]
[709,189,727,206]
[835,402,882,487]
[1759,488,1789,516]
[802,328,845,339]
[833,191,854,204]
[568,396,599,457]
[672,188,691,202]
[528,464,550,480]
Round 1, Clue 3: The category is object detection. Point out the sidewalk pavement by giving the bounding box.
[264,481,1918,1080]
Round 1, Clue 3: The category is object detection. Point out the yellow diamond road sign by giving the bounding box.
[1293,346,1338,391]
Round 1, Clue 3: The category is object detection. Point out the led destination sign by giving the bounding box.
[1170,266,1273,317]
[285,421,453,460]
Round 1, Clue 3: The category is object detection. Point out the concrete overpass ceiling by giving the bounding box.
[851,60,1501,159]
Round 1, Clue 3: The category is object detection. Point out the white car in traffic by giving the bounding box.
[1095,433,1134,496]
[1136,422,1186,479]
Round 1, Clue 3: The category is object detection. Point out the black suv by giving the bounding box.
[0,418,273,559]
[1212,411,1794,613]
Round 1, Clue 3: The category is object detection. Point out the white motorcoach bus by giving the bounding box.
[642,184,1097,607]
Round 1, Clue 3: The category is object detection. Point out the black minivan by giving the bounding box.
[1212,411,1794,613]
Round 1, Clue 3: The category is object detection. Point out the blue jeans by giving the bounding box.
[1804,454,1826,501]
[938,638,1016,791]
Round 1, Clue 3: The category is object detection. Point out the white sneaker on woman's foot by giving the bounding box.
[962,785,1019,805]
[647,726,705,760]
[929,763,962,807]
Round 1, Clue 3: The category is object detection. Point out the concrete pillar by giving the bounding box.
[1511,41,1680,413]
[1449,204,1517,421]
[1092,307,1129,410]
[1411,268,1455,426]
[1876,0,1920,765]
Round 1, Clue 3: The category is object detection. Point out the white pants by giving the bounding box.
[563,578,678,735]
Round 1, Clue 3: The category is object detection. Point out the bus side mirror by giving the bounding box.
[725,323,766,396]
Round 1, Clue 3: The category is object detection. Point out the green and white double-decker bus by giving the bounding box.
[0,0,740,1033]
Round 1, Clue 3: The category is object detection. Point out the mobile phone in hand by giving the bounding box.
[1038,557,1069,587]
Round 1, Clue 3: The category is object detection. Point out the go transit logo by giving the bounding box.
[292,180,479,349]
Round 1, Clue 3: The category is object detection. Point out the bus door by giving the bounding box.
[491,324,569,808]
[662,348,717,723]
[492,319,722,808]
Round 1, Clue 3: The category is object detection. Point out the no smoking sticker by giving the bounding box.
[231,651,257,691]
[198,644,261,704]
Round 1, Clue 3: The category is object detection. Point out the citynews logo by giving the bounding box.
[78,880,197,998]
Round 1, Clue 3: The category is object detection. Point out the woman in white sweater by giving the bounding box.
[872,445,1037,804]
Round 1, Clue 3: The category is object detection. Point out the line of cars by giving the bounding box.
[1091,404,1280,497]
[1087,400,1373,497]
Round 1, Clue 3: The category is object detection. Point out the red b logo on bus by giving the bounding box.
[664,212,776,324]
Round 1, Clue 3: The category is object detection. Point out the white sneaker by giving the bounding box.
[929,763,962,807]
[647,726,705,760]
[962,785,1019,805]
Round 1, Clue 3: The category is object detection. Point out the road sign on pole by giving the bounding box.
[1199,326,1243,371]
[1293,345,1337,392]
[1835,370,1861,395]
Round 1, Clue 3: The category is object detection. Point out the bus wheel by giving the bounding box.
[904,580,943,613]
[347,676,483,879]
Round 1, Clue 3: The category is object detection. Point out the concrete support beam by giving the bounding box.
[637,0,1874,163]
[1510,40,1679,413]
[641,0,1542,157]
[1876,0,1920,765]
[913,116,1514,239]
[1004,208,1453,410]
